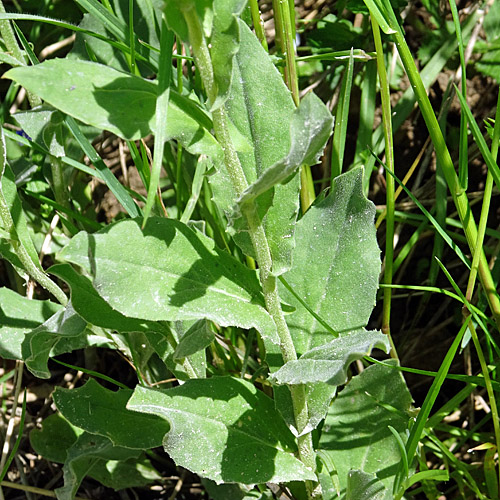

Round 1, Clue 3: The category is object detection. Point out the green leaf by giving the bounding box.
[346,470,390,500]
[54,432,142,500]
[53,378,170,450]
[270,167,380,434]
[202,480,272,500]
[280,167,380,355]
[270,329,390,385]
[0,160,41,271]
[210,0,247,110]
[0,287,61,360]
[318,362,413,497]
[210,20,301,275]
[174,319,215,359]
[238,92,333,205]
[30,413,81,463]
[31,413,160,496]
[48,263,162,334]
[4,59,222,159]
[164,0,213,42]
[362,0,397,34]
[127,376,316,484]
[22,303,110,379]
[148,325,208,380]
[59,218,278,343]
[70,0,162,72]
[483,0,500,41]
[14,106,66,157]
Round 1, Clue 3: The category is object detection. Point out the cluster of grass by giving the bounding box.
[0,0,499,499]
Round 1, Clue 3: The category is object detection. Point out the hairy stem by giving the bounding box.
[183,6,319,496]
[0,131,67,306]
[0,0,41,108]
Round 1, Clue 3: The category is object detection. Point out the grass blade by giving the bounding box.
[331,49,354,181]
[142,17,174,222]
[65,116,141,218]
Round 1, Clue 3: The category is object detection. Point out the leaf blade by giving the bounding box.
[127,376,316,484]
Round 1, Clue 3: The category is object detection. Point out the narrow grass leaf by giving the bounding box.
[455,88,500,193]
[448,0,469,192]
[127,377,316,484]
[404,469,449,489]
[0,12,140,62]
[64,115,141,218]
[180,155,210,223]
[362,0,396,34]
[354,59,377,165]
[331,49,354,180]
[143,19,174,221]
[75,0,128,41]
[376,153,471,269]
[395,320,468,494]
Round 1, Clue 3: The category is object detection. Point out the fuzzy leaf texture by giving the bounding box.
[59,218,278,343]
[270,329,390,385]
[237,92,334,205]
[4,60,222,159]
[30,413,159,499]
[21,303,111,379]
[318,362,412,499]
[269,167,381,433]
[0,287,60,360]
[53,378,170,450]
[211,21,330,275]
[279,167,380,354]
[127,376,316,484]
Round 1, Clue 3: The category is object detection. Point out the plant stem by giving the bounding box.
[371,18,397,358]
[392,28,500,329]
[0,131,67,306]
[249,0,268,50]
[272,0,316,212]
[182,6,319,496]
[465,89,500,303]
[0,0,40,108]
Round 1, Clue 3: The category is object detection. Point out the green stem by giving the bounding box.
[371,18,397,358]
[0,136,67,305]
[272,0,315,212]
[249,0,268,50]
[465,89,500,303]
[183,6,319,496]
[392,28,500,329]
[468,319,500,496]
[0,0,40,108]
